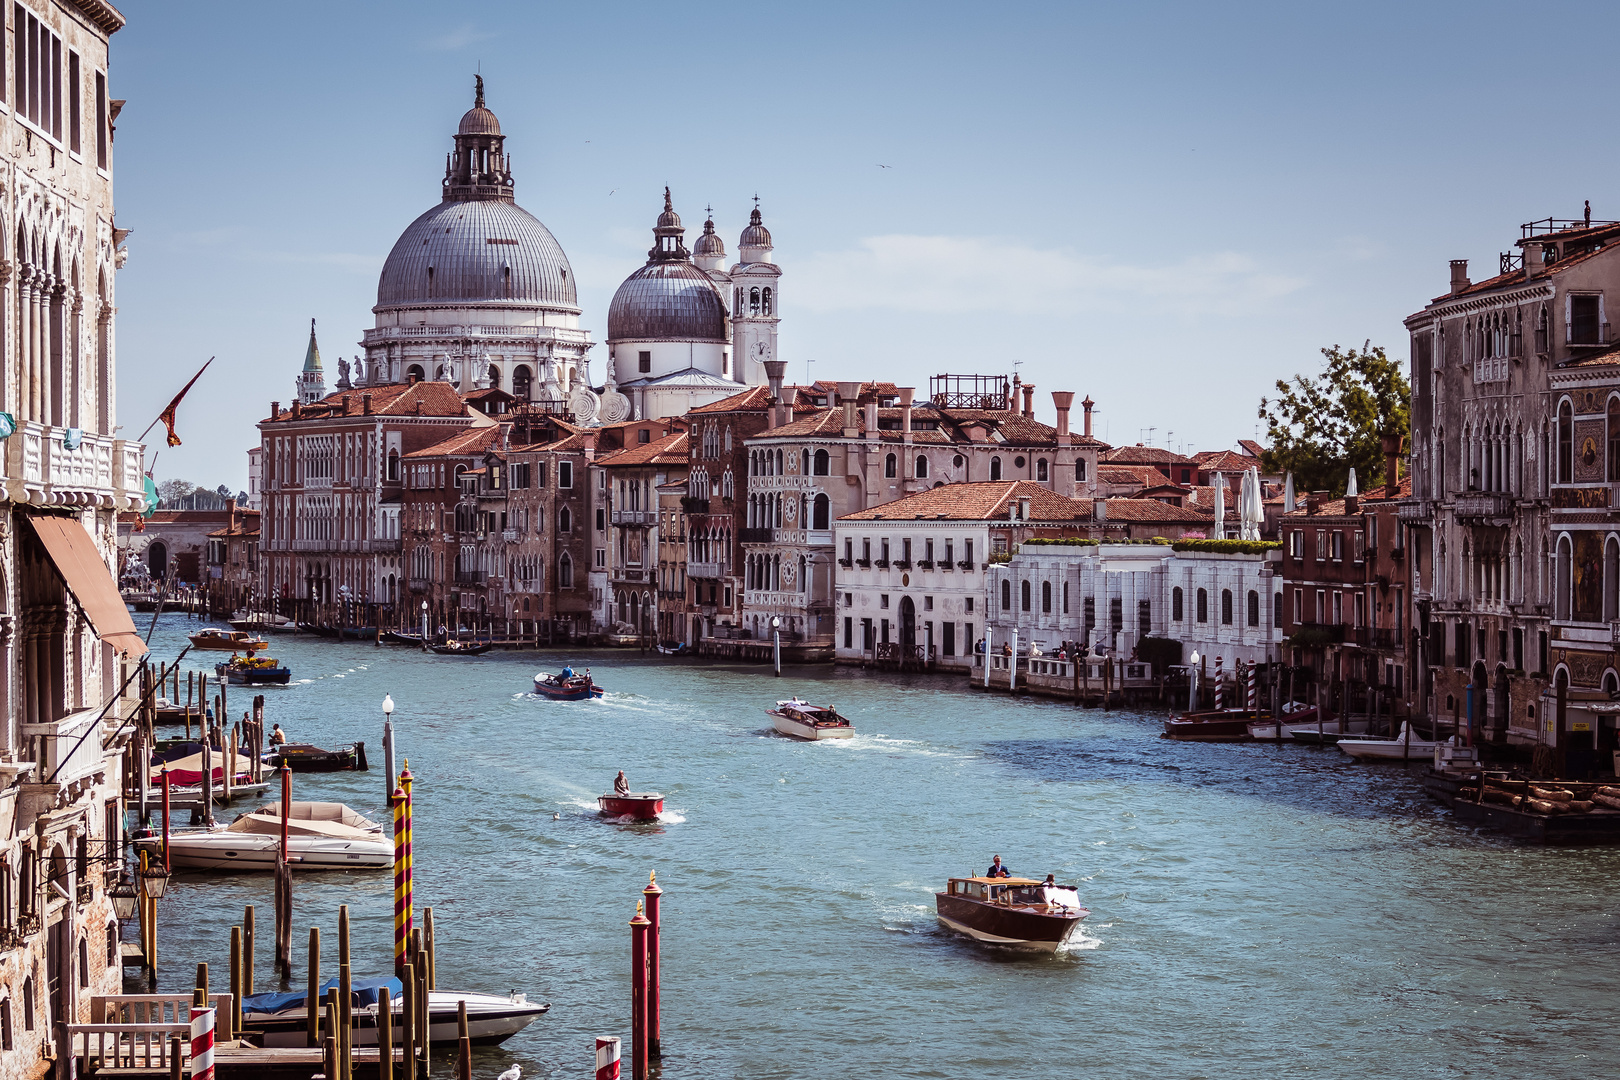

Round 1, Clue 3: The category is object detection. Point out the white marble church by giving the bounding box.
[316,79,782,424]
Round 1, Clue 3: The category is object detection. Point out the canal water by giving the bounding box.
[136,614,1620,1078]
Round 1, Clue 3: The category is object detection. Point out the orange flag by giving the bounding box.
[153,359,213,447]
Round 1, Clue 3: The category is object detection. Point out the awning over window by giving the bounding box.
[26,514,148,657]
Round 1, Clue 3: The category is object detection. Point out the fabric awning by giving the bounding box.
[26,514,148,657]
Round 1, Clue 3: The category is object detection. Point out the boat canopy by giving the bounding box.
[244,975,403,1016]
[229,802,381,839]
[150,752,249,785]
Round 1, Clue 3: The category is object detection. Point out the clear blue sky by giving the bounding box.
[110,0,1620,491]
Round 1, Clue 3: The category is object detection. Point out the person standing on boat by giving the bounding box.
[614,771,630,796]
[986,855,1011,878]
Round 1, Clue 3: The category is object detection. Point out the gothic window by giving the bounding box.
[559,507,572,533]
[559,553,574,588]
[1172,586,1184,621]
[1559,400,1573,483]
[885,454,897,479]
[1037,459,1049,482]
[916,455,929,478]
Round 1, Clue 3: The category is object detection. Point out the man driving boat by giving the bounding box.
[614,770,630,796]
[986,855,1011,878]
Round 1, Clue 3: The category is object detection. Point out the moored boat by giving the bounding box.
[935,875,1089,951]
[188,628,270,652]
[533,668,603,700]
[266,741,368,772]
[597,791,664,819]
[134,801,391,871]
[1164,706,1311,742]
[380,630,424,646]
[1337,723,1448,761]
[766,698,854,740]
[1247,707,1353,741]
[431,640,492,656]
[243,979,548,1047]
[216,655,292,685]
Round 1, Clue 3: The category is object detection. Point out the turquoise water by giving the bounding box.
[136,613,1620,1078]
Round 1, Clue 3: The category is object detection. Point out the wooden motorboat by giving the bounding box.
[533,669,603,700]
[766,698,854,740]
[935,875,1089,952]
[189,628,269,652]
[1246,704,1348,740]
[244,980,549,1047]
[598,792,664,819]
[216,655,292,685]
[266,741,368,772]
[431,641,492,656]
[1337,723,1448,761]
[134,801,391,871]
[1164,705,1317,743]
[1282,719,1372,745]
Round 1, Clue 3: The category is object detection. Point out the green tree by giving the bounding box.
[1258,341,1409,497]
[155,479,197,505]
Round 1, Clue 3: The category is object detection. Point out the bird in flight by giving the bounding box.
[877,164,892,169]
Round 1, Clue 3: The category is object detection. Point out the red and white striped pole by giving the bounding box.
[1246,660,1258,711]
[595,1036,622,1080]
[630,901,651,1080]
[643,871,662,1059]
[1214,656,1224,709]
[190,1006,216,1080]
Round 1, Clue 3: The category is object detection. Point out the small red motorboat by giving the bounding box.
[598,792,664,820]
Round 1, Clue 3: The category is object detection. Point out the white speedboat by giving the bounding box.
[1337,723,1449,761]
[244,979,548,1046]
[766,698,854,740]
[134,801,392,871]
[1247,717,1369,742]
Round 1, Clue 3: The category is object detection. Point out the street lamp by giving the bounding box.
[382,694,397,805]
[138,860,171,900]
[107,878,140,920]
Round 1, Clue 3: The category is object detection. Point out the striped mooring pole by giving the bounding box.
[1246,661,1258,711]
[393,763,413,975]
[190,1006,216,1080]
[595,1037,622,1080]
[1214,656,1224,709]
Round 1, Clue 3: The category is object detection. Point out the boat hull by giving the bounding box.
[134,832,391,871]
[188,633,269,652]
[533,678,603,700]
[598,793,664,819]
[432,643,493,656]
[768,711,854,740]
[934,893,1085,951]
[216,663,292,686]
[268,743,367,772]
[248,992,548,1047]
[1337,737,1440,760]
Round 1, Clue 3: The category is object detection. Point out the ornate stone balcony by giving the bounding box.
[2,422,143,509]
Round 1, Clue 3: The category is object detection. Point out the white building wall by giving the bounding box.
[833,520,993,670]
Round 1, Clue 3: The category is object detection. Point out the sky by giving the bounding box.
[109,0,1620,492]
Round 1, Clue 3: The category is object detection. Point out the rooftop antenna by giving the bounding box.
[805,356,817,386]
[1147,426,1157,447]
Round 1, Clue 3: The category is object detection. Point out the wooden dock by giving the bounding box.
[79,1041,415,1079]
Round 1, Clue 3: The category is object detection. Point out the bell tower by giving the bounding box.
[297,318,326,404]
[730,198,781,388]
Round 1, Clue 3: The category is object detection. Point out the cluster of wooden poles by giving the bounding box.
[627,872,664,1080]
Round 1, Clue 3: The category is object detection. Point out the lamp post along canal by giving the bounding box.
[382,695,396,808]
[772,616,781,677]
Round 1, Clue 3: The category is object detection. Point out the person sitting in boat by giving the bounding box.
[270,723,287,747]
[561,665,575,680]
[986,855,1012,878]
[614,771,630,796]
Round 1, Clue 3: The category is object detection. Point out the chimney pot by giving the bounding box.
[763,359,788,402]
[1081,396,1096,438]
[1052,391,1075,443]
[270,400,280,419]
[1449,258,1470,295]
[1526,242,1546,279]
[1021,384,1036,419]
[407,371,420,385]
[362,393,373,415]
[1093,497,1107,522]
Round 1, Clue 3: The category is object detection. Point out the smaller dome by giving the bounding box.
[608,262,727,342]
[459,106,501,136]
[739,205,772,251]
[693,217,725,257]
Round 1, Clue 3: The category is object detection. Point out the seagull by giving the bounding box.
[877,164,892,169]
[609,189,616,196]
[497,1066,521,1080]
[552,812,560,820]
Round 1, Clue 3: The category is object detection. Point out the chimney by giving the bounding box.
[763,359,788,402]
[414,400,423,416]
[291,400,302,419]
[1093,498,1107,522]
[778,386,799,429]
[865,401,878,437]
[1381,431,1403,495]
[362,393,373,415]
[407,371,420,385]
[1052,391,1075,446]
[1307,490,1328,515]
[1019,495,1031,521]
[1449,258,1470,296]
[1526,243,1546,279]
[226,498,237,525]
[270,400,280,420]
[839,381,860,437]
[1010,374,1022,413]
[1021,383,1036,419]
[1345,492,1359,515]
[1082,396,1095,438]
[899,387,914,436]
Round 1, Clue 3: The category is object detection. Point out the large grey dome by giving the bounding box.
[375,199,578,312]
[607,262,727,342]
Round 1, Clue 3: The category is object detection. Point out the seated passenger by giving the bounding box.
[986,855,1012,878]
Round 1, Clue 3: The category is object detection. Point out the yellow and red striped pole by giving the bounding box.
[393,762,413,975]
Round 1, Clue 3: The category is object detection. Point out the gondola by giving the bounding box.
[431,641,492,656]
[380,631,424,646]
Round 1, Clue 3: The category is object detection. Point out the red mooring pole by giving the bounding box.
[630,901,650,1080]
[643,872,662,1059]
[161,769,172,871]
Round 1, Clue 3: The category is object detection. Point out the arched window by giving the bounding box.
[1042,581,1052,613]
[813,449,829,475]
[1556,535,1571,620]
[559,553,574,588]
[1243,590,1258,627]
[1001,579,1012,611]
[1196,588,1208,623]
[485,364,501,390]
[763,288,773,315]
[1076,459,1087,481]
[559,507,572,533]
[79,937,89,987]
[1559,400,1574,483]
[1608,398,1620,482]
[406,363,425,382]
[512,366,533,400]
[1021,580,1032,611]
[885,454,897,479]
[1221,589,1233,624]
[750,287,760,315]
[1172,587,1184,621]
[990,457,1003,481]
[916,455,929,478]
[1037,459,1049,482]
[802,449,810,474]
[813,493,830,530]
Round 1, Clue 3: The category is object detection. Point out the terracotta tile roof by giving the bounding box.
[1098,464,1171,488]
[839,481,1091,522]
[1101,445,1195,467]
[263,381,470,423]
[207,511,261,538]
[1425,231,1616,306]
[1559,345,1620,368]
[1238,439,1266,458]
[598,431,689,467]
[1100,497,1213,523]
[1195,449,1257,473]
[1280,475,1411,517]
[404,426,502,459]
[689,386,819,414]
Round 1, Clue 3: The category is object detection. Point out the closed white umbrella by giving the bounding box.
[1346,468,1358,498]
[1213,472,1226,538]
[1284,471,1296,513]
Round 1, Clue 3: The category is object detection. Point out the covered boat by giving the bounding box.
[149,749,252,787]
[534,668,602,700]
[243,978,548,1047]
[216,655,291,685]
[134,801,391,871]
[766,698,854,740]
[598,791,665,819]
[188,628,269,652]
[935,876,1089,952]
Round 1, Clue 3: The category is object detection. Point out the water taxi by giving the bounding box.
[216,654,292,685]
[935,875,1089,951]
[134,801,391,871]
[188,628,269,651]
[533,668,603,700]
[767,698,854,740]
[244,978,549,1047]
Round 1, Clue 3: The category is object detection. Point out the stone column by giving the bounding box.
[18,264,35,422]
